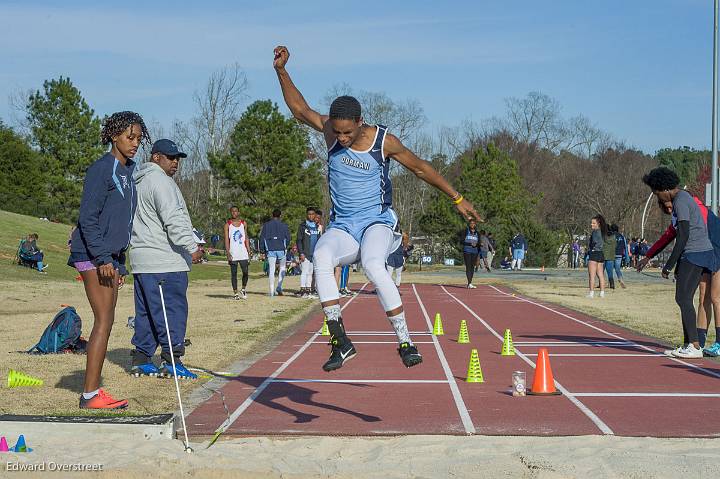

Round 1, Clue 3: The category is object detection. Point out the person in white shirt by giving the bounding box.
[225,206,251,300]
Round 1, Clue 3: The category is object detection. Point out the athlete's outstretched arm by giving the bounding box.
[273,46,328,133]
[384,133,482,222]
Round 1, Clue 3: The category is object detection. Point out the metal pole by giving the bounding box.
[712,0,719,214]
[640,192,654,239]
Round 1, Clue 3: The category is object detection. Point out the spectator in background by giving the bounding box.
[486,232,497,269]
[460,219,480,288]
[259,209,291,297]
[478,230,493,273]
[587,215,608,298]
[225,206,251,300]
[297,207,321,298]
[20,233,47,273]
[572,239,581,269]
[603,225,618,289]
[387,231,411,287]
[129,138,203,380]
[510,232,528,271]
[611,224,628,288]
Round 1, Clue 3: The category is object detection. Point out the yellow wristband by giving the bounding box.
[453,195,464,205]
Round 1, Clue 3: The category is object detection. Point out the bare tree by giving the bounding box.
[503,91,567,151]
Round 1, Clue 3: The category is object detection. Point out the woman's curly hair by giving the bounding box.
[642,166,680,191]
[100,111,151,147]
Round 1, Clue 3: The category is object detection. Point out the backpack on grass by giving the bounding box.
[28,306,85,354]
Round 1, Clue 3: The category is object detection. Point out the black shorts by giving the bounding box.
[588,251,604,263]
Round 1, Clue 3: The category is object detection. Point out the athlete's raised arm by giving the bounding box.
[384,133,483,223]
[274,46,329,133]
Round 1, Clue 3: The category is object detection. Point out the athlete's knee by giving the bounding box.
[362,256,388,282]
[313,247,335,275]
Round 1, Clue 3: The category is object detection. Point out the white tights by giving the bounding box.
[313,226,401,312]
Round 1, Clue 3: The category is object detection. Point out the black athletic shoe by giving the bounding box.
[322,338,357,372]
[398,342,423,368]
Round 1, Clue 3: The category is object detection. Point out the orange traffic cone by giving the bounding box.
[528,348,562,395]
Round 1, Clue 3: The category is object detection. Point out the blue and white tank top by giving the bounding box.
[327,125,391,219]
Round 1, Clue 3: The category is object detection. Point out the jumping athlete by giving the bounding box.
[274,46,481,371]
[225,206,251,300]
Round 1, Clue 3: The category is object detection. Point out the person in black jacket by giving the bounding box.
[296,207,321,298]
[259,209,291,297]
[68,111,151,410]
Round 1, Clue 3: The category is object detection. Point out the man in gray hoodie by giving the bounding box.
[129,139,203,379]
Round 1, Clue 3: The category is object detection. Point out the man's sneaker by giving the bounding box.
[398,342,423,368]
[41,264,49,271]
[599,291,605,298]
[79,389,128,410]
[233,292,240,300]
[467,284,477,289]
[586,291,595,298]
[704,342,720,357]
[131,363,160,377]
[672,343,704,359]
[241,289,247,300]
[161,361,198,379]
[322,339,357,372]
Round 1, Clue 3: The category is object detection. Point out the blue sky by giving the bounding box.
[0,0,712,153]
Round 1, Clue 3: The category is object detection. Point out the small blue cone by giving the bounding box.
[13,435,32,452]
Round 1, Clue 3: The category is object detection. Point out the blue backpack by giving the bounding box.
[28,306,83,354]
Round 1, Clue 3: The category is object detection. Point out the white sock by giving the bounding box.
[387,311,411,344]
[82,389,99,399]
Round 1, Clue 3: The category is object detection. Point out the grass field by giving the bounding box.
[0,209,715,416]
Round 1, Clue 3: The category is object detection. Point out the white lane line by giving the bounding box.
[571,393,720,397]
[212,283,369,435]
[412,284,475,435]
[488,285,720,380]
[270,379,449,384]
[346,331,432,335]
[525,353,662,357]
[441,285,614,435]
[312,341,435,344]
[514,341,635,346]
[513,343,639,348]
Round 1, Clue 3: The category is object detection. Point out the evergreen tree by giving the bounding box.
[209,100,323,238]
[0,121,46,216]
[420,143,560,266]
[26,77,104,222]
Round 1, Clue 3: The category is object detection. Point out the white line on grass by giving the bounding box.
[487,285,720,380]
[412,284,476,435]
[212,283,369,435]
[441,285,614,435]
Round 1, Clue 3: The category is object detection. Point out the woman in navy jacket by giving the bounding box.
[68,112,150,410]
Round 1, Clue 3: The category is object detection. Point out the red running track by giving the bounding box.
[186,283,720,438]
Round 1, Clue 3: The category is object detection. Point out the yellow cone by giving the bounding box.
[7,370,43,388]
[320,317,330,336]
[466,349,483,383]
[457,320,470,344]
[433,313,444,335]
[502,329,515,356]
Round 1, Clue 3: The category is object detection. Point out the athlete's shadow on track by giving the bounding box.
[662,363,720,380]
[222,374,382,424]
[518,334,666,351]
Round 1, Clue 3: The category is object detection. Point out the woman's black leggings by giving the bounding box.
[230,260,249,292]
[675,259,703,344]
[464,253,478,284]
